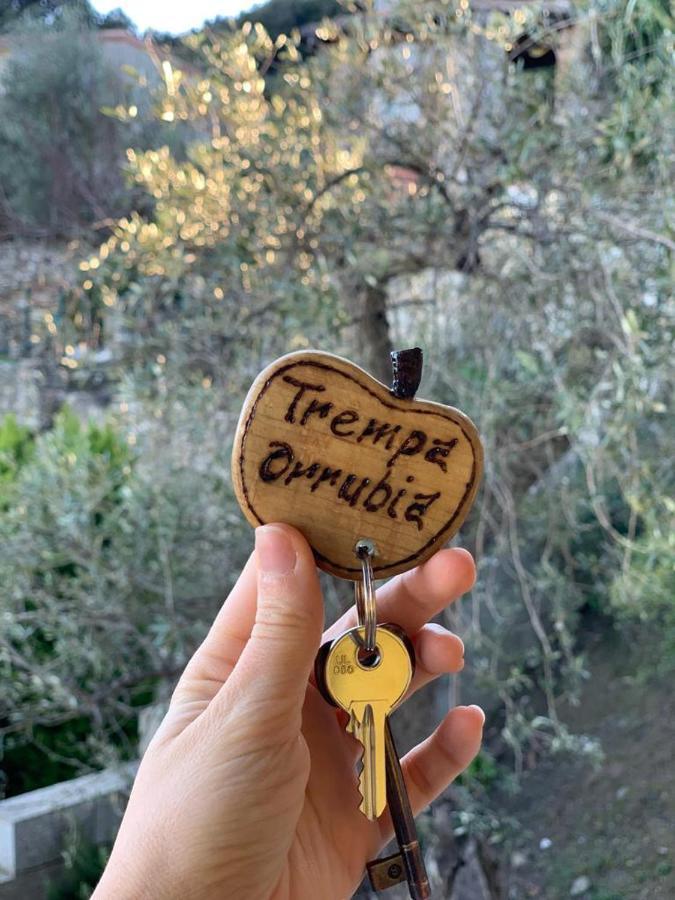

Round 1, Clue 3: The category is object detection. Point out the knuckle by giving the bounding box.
[396,569,428,613]
[255,593,308,633]
[435,729,463,775]
[252,609,308,645]
[405,752,434,799]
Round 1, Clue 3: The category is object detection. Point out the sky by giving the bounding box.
[91,1,256,35]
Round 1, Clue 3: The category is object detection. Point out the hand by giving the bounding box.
[94,524,484,900]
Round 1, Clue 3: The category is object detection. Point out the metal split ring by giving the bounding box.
[354,538,377,653]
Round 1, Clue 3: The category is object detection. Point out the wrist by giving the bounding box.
[93,842,181,900]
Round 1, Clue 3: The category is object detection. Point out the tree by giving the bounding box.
[8,0,672,818]
[75,0,672,728]
[98,7,136,31]
[0,13,134,235]
[234,0,344,39]
[0,0,96,31]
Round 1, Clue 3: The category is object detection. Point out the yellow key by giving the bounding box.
[322,625,412,820]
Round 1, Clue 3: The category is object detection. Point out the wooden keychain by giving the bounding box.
[232,347,483,897]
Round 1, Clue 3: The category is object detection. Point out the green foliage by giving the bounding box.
[0,1,91,31]
[609,500,675,669]
[596,56,673,172]
[590,0,674,171]
[204,0,344,43]
[458,750,502,791]
[0,396,247,795]
[0,13,132,234]
[3,718,95,796]
[46,828,109,900]
[97,7,136,32]
[0,414,34,504]
[1,0,673,812]
[599,0,674,66]
[0,0,130,32]
[66,23,352,367]
[235,0,343,39]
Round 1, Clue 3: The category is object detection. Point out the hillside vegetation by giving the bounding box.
[0,0,673,896]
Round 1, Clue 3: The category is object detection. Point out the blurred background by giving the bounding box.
[0,0,672,897]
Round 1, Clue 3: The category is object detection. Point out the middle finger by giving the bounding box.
[323,546,475,643]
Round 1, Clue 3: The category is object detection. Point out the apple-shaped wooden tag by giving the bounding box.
[232,349,483,580]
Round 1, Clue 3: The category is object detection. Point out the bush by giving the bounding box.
[0,414,34,504]
[0,13,132,235]
[610,500,675,670]
[1,2,673,813]
[0,395,248,795]
[46,827,110,900]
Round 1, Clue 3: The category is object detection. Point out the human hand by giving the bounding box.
[94,524,484,900]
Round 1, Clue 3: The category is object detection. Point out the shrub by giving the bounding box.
[0,13,132,235]
[0,395,248,795]
[0,414,34,504]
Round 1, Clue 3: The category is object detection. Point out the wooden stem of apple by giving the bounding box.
[390,347,423,400]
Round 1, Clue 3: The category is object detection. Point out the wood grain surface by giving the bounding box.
[232,350,483,580]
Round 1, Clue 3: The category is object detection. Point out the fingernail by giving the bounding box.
[468,704,486,725]
[256,525,297,576]
[425,623,464,650]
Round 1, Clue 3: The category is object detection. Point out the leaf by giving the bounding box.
[515,351,539,375]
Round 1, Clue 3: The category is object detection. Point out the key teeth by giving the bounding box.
[346,708,357,738]
[358,793,372,819]
[348,709,374,818]
[358,704,378,821]
[358,761,375,820]
[346,709,373,817]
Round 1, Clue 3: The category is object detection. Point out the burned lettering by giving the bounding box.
[404,491,441,530]
[259,441,294,481]
[387,430,427,467]
[300,398,334,426]
[282,375,326,424]
[357,418,402,449]
[330,409,359,437]
[424,438,458,473]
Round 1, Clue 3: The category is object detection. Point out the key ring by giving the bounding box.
[354,538,377,653]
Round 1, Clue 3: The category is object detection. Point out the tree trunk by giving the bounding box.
[353,281,393,384]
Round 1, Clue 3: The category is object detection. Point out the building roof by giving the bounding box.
[0,28,199,80]
[469,0,571,11]
[97,28,149,51]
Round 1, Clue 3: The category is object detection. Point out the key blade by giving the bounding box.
[359,704,377,819]
[345,707,357,739]
[323,626,414,824]
[355,702,387,820]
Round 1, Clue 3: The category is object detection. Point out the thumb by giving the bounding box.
[226,524,324,722]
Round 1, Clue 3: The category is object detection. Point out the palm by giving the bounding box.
[96,531,482,900]
[188,541,477,899]
[115,535,482,900]
[285,684,388,898]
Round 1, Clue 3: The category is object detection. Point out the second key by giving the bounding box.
[318,624,413,820]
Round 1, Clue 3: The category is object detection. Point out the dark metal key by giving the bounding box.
[366,718,431,899]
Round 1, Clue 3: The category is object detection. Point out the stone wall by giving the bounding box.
[0,240,114,428]
[0,360,44,429]
[0,765,136,900]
